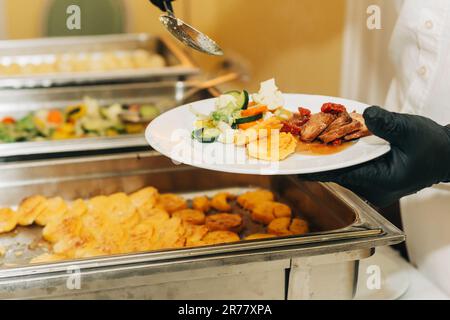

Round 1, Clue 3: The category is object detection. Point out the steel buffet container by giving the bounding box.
[0,151,405,300]
[0,81,213,160]
[0,33,199,88]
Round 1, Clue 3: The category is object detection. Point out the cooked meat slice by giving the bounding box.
[319,119,362,144]
[321,111,352,134]
[344,112,372,141]
[300,112,336,142]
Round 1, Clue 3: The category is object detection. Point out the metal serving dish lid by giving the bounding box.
[0,33,199,88]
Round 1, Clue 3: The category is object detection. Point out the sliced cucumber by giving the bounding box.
[192,128,220,143]
[233,113,263,126]
[225,90,249,110]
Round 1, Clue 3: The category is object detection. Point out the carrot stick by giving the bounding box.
[241,105,268,117]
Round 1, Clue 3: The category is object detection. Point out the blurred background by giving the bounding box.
[0,0,396,103]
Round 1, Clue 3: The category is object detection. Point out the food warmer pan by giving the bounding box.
[0,152,405,299]
[0,33,199,88]
[0,81,209,160]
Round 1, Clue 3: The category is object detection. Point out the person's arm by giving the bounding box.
[301,106,450,208]
[149,0,174,12]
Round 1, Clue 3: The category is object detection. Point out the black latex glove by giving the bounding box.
[301,106,450,208]
[149,0,174,12]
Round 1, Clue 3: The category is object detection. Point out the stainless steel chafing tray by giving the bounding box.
[0,81,209,160]
[0,152,404,300]
[0,33,199,88]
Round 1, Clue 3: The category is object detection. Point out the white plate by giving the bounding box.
[146,94,391,175]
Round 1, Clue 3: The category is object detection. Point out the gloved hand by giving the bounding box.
[301,106,450,208]
[149,0,174,12]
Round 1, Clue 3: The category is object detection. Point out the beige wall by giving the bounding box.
[4,0,345,95]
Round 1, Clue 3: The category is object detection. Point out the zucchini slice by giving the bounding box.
[233,113,263,126]
[191,128,220,143]
[225,90,249,110]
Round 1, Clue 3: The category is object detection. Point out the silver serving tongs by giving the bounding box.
[159,1,224,56]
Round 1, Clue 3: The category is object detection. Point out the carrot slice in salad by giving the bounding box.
[241,105,268,117]
[47,110,64,124]
[239,120,263,130]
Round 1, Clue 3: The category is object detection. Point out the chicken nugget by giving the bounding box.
[157,193,188,213]
[192,196,210,212]
[289,218,309,235]
[205,213,243,233]
[17,195,47,226]
[35,197,68,226]
[267,217,292,236]
[244,233,276,241]
[202,231,240,245]
[172,209,206,225]
[0,208,18,234]
[237,190,275,210]
[251,201,292,225]
[210,192,234,212]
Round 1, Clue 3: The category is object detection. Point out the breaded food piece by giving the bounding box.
[289,218,309,235]
[35,197,68,226]
[192,196,210,212]
[237,190,275,210]
[247,132,297,161]
[210,192,233,212]
[157,193,188,213]
[120,219,156,253]
[205,213,243,233]
[0,208,18,234]
[244,233,276,241]
[151,217,186,250]
[235,117,284,146]
[172,209,206,225]
[137,207,169,220]
[129,187,159,210]
[202,231,240,245]
[185,224,209,247]
[43,199,87,243]
[17,195,47,226]
[104,193,140,229]
[29,253,66,264]
[267,217,292,236]
[251,201,292,225]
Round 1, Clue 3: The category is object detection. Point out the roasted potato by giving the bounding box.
[289,218,309,235]
[172,209,206,225]
[237,190,275,210]
[244,233,276,241]
[210,192,234,212]
[267,217,292,236]
[251,201,292,225]
[192,196,210,212]
[205,213,243,233]
[157,193,188,213]
[202,231,240,245]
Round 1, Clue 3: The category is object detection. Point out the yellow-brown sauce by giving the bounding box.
[296,139,355,156]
